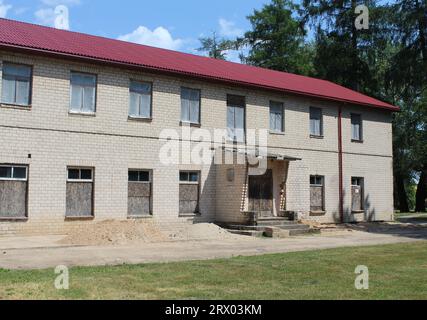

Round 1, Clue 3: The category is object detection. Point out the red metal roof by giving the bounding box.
[0,18,398,111]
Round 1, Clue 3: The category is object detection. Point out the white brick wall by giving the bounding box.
[0,50,394,235]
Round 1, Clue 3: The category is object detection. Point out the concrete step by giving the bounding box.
[257,221,297,227]
[277,224,310,231]
[226,222,297,231]
[227,229,265,238]
[264,226,321,238]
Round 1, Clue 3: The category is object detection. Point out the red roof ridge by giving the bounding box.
[0,18,399,111]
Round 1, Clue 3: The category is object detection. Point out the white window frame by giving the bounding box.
[69,71,97,114]
[179,171,200,185]
[0,165,28,181]
[180,87,201,125]
[310,175,324,187]
[351,113,363,141]
[128,170,152,184]
[1,62,33,107]
[67,167,94,183]
[270,101,284,133]
[129,80,152,119]
[310,107,323,137]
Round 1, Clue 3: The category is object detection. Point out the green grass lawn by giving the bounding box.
[1,242,427,300]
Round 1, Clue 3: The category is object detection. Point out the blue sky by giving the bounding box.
[0,0,270,60]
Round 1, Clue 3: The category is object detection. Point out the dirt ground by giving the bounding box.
[59,220,239,246]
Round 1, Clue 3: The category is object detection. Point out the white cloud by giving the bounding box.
[219,18,243,38]
[0,1,12,18]
[118,26,183,51]
[35,5,70,30]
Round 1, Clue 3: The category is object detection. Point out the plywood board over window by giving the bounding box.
[66,167,94,218]
[310,175,325,213]
[128,170,152,217]
[179,171,200,215]
[0,165,28,219]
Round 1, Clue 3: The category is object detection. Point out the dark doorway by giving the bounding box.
[248,169,273,217]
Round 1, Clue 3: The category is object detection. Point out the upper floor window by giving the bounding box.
[310,107,323,137]
[70,72,97,113]
[351,113,363,141]
[181,87,200,124]
[1,62,32,106]
[270,101,284,133]
[227,95,245,143]
[129,81,152,119]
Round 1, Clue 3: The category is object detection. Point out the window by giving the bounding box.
[129,81,152,118]
[351,177,364,212]
[227,95,245,143]
[310,107,323,137]
[270,101,284,132]
[351,114,363,141]
[310,175,325,212]
[1,62,32,106]
[181,87,200,124]
[0,165,28,218]
[128,170,152,217]
[66,167,94,217]
[179,171,200,215]
[70,72,97,113]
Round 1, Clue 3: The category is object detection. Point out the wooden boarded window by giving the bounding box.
[351,177,364,212]
[128,170,152,217]
[0,165,28,218]
[179,171,200,215]
[310,175,325,212]
[66,168,94,217]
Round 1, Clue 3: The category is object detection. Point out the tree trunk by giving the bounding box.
[415,171,427,212]
[395,174,410,212]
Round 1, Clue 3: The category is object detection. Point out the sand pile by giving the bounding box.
[59,221,237,246]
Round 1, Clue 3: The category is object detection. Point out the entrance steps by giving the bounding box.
[220,217,320,238]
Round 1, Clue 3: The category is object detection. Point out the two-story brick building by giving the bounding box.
[0,19,398,236]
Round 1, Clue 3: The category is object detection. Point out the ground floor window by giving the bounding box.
[179,171,200,215]
[0,165,28,218]
[128,170,152,217]
[310,175,325,212]
[351,177,364,212]
[66,167,94,218]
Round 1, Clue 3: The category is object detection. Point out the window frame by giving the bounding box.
[180,86,201,125]
[226,94,246,143]
[69,71,98,114]
[1,61,33,107]
[269,100,285,133]
[128,80,153,120]
[351,113,363,142]
[67,167,94,183]
[179,170,201,215]
[310,175,325,212]
[128,169,152,184]
[309,107,323,138]
[351,176,365,211]
[0,165,28,182]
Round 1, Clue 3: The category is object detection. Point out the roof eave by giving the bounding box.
[0,42,400,112]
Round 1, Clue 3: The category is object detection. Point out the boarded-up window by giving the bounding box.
[1,62,32,106]
[351,114,363,141]
[128,170,152,217]
[310,175,324,212]
[66,168,94,217]
[227,95,245,143]
[310,107,323,137]
[351,177,364,212]
[0,165,28,218]
[179,171,200,214]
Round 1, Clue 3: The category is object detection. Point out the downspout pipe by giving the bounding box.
[338,105,344,223]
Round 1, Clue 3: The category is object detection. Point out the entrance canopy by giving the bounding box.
[222,147,302,162]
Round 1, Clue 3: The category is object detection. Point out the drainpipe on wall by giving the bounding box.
[338,105,344,223]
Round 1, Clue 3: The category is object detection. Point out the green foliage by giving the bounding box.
[242,0,314,75]
[197,32,237,60]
